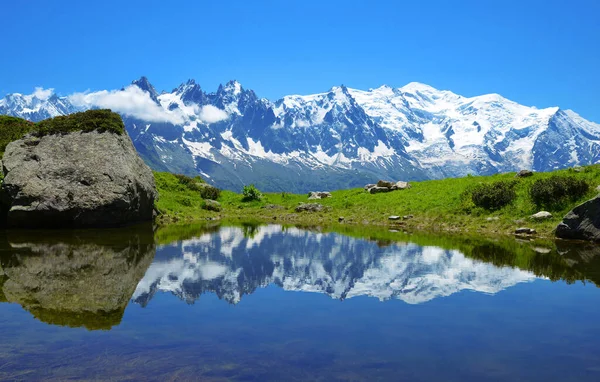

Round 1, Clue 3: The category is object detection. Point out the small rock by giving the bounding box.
[595,185,600,193]
[262,204,285,210]
[296,203,325,213]
[389,229,399,233]
[533,247,551,254]
[338,217,345,222]
[388,215,401,221]
[572,165,583,173]
[486,216,500,221]
[369,186,391,194]
[202,199,221,212]
[395,181,411,190]
[515,227,537,235]
[530,211,552,220]
[402,214,414,220]
[515,169,534,178]
[308,191,332,200]
[364,184,376,191]
[377,180,395,188]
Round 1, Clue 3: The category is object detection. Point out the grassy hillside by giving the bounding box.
[154,165,600,238]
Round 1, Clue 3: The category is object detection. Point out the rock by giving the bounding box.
[394,181,411,190]
[202,199,221,212]
[556,196,600,241]
[515,169,534,178]
[402,214,414,220]
[530,211,552,220]
[533,247,552,254]
[486,216,500,221]
[1,131,157,228]
[262,204,285,210]
[388,215,401,221]
[572,165,583,173]
[308,191,332,200]
[595,185,600,193]
[338,217,344,222]
[196,183,220,200]
[515,227,537,235]
[377,180,395,188]
[295,203,325,213]
[364,184,376,191]
[369,186,391,194]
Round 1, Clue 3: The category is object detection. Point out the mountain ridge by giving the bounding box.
[1,77,599,192]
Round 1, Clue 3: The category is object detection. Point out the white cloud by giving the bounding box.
[198,104,229,123]
[68,85,186,125]
[32,87,54,100]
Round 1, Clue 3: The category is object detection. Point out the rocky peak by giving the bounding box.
[132,76,160,105]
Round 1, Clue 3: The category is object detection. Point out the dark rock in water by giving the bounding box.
[295,203,327,213]
[515,169,534,178]
[369,186,391,194]
[1,131,157,228]
[515,227,537,235]
[556,196,600,241]
[202,199,221,212]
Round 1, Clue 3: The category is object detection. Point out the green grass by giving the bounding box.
[0,109,124,158]
[154,165,600,238]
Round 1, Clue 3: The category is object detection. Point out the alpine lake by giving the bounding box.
[0,222,599,381]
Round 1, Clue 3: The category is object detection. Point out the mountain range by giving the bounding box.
[2,77,599,192]
[132,225,536,306]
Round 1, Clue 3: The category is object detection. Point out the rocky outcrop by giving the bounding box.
[556,196,600,241]
[0,225,155,329]
[366,180,411,194]
[1,130,157,228]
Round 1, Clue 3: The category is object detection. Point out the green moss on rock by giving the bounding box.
[0,116,35,155]
[0,110,125,159]
[34,109,125,136]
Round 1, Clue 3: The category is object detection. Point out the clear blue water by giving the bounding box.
[0,224,599,381]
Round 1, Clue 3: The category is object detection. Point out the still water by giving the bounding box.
[0,223,599,381]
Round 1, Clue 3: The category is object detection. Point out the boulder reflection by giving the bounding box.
[0,224,155,330]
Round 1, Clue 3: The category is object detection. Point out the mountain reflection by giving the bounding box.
[133,225,538,306]
[0,225,155,330]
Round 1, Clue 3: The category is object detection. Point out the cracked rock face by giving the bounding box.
[1,131,157,228]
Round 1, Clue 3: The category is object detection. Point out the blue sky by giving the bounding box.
[1,0,599,121]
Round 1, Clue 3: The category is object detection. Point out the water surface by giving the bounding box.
[0,224,599,381]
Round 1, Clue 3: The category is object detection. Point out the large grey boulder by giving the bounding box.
[1,131,157,228]
[556,196,600,241]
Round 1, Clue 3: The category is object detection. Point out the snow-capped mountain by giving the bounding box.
[132,225,536,306]
[2,78,599,192]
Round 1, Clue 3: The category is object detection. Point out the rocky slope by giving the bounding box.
[2,78,599,192]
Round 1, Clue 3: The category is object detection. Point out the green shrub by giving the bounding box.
[470,180,517,211]
[34,109,125,136]
[173,173,220,200]
[530,175,589,208]
[0,116,35,155]
[242,184,262,202]
[199,184,221,200]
